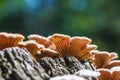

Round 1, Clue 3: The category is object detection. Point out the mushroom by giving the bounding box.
[97,68,111,80]
[28,34,50,48]
[104,60,120,69]
[48,34,97,60]
[36,48,59,59]
[18,40,44,60]
[48,34,71,57]
[0,32,24,50]
[27,33,97,60]
[92,50,118,69]
[97,66,120,80]
[110,66,120,80]
[18,40,59,60]
[68,37,97,60]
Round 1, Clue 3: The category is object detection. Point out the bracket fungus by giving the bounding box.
[97,66,120,80]
[0,32,24,50]
[38,48,59,59]
[18,40,60,61]
[92,50,118,69]
[48,34,71,57]
[28,34,50,48]
[48,34,97,61]
[0,32,120,80]
[18,40,44,60]
[104,60,120,69]
[27,33,97,61]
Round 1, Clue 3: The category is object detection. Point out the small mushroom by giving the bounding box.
[110,66,120,79]
[104,60,120,69]
[48,34,71,57]
[47,34,97,60]
[36,48,59,59]
[28,34,50,48]
[92,50,118,69]
[68,37,97,60]
[0,32,24,50]
[97,66,120,80]
[18,40,44,60]
[97,68,111,80]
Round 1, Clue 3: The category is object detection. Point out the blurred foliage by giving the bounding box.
[0,0,120,56]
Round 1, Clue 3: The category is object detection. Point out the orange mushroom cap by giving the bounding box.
[48,33,71,57]
[18,40,44,60]
[97,68,111,80]
[104,60,120,69]
[92,50,118,69]
[36,48,59,59]
[68,37,97,60]
[0,32,24,50]
[97,66,120,80]
[28,34,50,48]
[47,34,97,60]
[110,66,120,80]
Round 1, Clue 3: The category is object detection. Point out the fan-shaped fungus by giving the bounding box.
[92,50,118,69]
[18,40,44,60]
[97,66,120,80]
[28,34,50,48]
[104,60,120,69]
[37,48,59,59]
[48,34,97,60]
[0,32,24,50]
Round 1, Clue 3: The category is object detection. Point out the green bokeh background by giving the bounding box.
[0,0,120,57]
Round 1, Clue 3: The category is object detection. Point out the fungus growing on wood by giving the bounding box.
[0,32,24,50]
[18,40,44,60]
[104,60,120,69]
[68,37,97,60]
[48,34,97,60]
[92,50,118,69]
[27,33,97,60]
[97,66,120,80]
[28,34,50,48]
[18,40,59,60]
[36,48,59,59]
[97,68,110,80]
[48,34,71,57]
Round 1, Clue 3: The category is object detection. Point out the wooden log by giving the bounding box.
[0,47,49,80]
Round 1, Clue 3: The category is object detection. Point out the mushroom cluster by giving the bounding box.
[0,32,24,50]
[28,34,97,61]
[0,32,120,80]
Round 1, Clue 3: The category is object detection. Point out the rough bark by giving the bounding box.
[0,47,97,80]
[0,47,49,80]
[39,56,96,79]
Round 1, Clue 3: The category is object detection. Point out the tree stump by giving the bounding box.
[0,47,96,80]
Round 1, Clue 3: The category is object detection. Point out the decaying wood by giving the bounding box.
[0,47,96,80]
[39,56,96,79]
[0,47,49,80]
[39,57,70,77]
